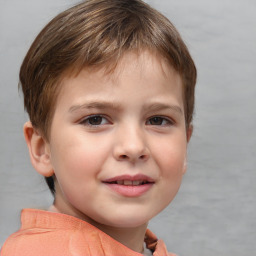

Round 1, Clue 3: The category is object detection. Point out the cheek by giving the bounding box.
[161,151,185,177]
[50,141,103,202]
[49,135,114,206]
[50,132,111,175]
[156,145,186,204]
[154,136,187,177]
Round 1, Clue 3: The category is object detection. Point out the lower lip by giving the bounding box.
[104,183,153,197]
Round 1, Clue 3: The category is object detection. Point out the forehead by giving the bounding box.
[62,50,181,86]
[112,50,175,78]
[56,50,183,107]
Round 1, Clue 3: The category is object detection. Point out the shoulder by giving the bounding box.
[1,227,77,256]
[0,209,91,256]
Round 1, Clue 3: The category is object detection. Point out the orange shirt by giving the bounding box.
[1,209,176,256]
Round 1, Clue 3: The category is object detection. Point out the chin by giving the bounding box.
[101,212,154,228]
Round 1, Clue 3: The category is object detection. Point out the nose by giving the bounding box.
[113,125,149,163]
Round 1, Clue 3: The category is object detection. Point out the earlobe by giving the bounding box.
[182,160,187,175]
[23,121,54,177]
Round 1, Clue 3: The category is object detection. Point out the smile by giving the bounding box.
[108,180,151,186]
[103,174,155,197]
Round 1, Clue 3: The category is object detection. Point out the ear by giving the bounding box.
[23,121,54,177]
[182,160,187,175]
[186,124,193,143]
[182,124,193,175]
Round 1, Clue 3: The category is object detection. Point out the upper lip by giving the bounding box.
[102,174,155,183]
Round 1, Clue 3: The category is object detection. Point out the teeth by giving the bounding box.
[123,180,133,186]
[115,180,146,186]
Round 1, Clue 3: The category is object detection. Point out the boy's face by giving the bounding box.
[45,51,189,228]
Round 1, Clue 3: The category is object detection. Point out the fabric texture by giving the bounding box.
[1,209,176,256]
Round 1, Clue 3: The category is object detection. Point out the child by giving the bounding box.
[1,0,196,255]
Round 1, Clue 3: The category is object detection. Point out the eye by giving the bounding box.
[80,115,109,126]
[146,116,172,126]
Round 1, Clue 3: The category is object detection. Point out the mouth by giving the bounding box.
[105,180,153,186]
[102,174,155,185]
[102,174,155,197]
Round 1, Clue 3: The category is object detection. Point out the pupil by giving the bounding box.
[151,117,162,125]
[89,116,102,125]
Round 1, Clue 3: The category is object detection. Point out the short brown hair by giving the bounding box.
[20,0,197,194]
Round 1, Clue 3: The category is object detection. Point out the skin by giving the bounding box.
[24,50,192,253]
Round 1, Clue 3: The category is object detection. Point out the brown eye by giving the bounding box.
[146,116,172,126]
[80,115,109,126]
[149,117,164,125]
[88,116,103,125]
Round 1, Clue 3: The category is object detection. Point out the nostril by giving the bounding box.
[119,154,148,160]
[139,154,147,160]
[117,153,149,161]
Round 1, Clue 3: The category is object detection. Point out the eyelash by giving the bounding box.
[79,115,174,127]
[146,116,174,126]
[79,115,110,126]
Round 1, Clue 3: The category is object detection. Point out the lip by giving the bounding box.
[103,174,155,183]
[102,174,155,197]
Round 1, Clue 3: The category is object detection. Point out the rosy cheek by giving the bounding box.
[161,151,185,177]
[62,144,106,177]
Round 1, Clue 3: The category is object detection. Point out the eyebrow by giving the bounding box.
[143,103,183,115]
[69,101,183,116]
[68,101,123,113]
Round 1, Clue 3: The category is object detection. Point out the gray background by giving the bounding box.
[0,0,255,255]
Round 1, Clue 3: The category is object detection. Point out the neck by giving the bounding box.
[93,222,148,253]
